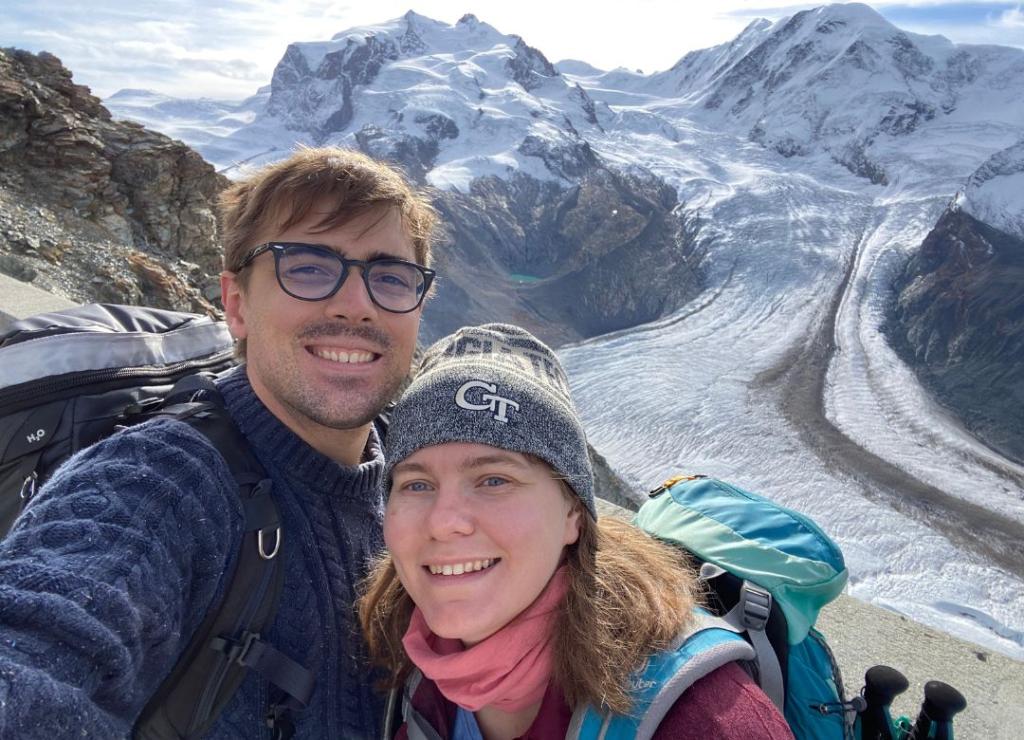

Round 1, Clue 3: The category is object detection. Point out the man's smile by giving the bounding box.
[309,346,378,364]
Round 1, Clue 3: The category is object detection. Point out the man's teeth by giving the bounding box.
[428,559,497,576]
[314,348,374,364]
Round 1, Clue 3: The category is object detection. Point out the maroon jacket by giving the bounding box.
[396,661,794,739]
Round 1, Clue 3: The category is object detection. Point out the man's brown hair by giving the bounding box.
[357,497,700,715]
[220,146,438,278]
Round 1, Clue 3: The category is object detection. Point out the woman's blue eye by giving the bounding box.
[401,480,432,493]
[481,476,509,487]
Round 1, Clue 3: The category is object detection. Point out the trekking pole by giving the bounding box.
[907,681,967,740]
[857,665,909,740]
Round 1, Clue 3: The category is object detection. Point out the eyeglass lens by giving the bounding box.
[276,244,427,311]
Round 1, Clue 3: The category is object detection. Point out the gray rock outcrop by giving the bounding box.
[887,204,1024,464]
[0,48,228,313]
[422,168,704,346]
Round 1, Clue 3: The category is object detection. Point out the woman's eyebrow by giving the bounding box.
[391,454,531,476]
[460,454,531,471]
[391,461,429,476]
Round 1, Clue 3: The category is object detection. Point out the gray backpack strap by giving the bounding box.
[568,613,756,740]
[399,670,445,740]
[710,579,786,713]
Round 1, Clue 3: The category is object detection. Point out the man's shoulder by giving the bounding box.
[39,414,243,517]
[6,413,248,578]
[78,415,233,471]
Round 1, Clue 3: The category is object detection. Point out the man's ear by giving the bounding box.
[220,271,248,341]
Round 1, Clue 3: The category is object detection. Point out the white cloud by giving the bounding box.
[997,5,1024,28]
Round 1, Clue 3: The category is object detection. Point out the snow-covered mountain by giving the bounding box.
[631,3,1024,187]
[107,3,1024,193]
[105,4,1024,659]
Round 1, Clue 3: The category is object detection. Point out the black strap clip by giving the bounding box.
[211,630,262,668]
[739,582,772,632]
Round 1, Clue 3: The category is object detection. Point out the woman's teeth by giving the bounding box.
[314,348,374,364]
[428,558,497,576]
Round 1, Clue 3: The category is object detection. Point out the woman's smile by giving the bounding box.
[425,558,500,576]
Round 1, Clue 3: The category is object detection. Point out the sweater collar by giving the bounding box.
[216,365,384,497]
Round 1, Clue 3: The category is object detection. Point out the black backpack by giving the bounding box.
[0,304,314,739]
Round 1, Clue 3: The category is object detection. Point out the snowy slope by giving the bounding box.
[617,3,1024,189]
[956,140,1024,239]
[104,5,1024,658]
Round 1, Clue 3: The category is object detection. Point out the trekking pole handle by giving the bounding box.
[859,665,909,740]
[908,681,967,740]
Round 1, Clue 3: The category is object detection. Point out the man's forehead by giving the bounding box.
[265,204,416,259]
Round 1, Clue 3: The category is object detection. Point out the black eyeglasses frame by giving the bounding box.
[237,241,435,314]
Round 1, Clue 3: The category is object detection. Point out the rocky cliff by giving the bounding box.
[0,49,228,314]
[423,168,704,346]
[888,178,1024,463]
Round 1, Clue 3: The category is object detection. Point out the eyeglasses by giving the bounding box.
[238,242,435,313]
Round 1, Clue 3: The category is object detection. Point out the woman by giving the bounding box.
[359,324,793,739]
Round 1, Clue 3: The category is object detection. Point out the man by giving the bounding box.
[0,147,438,738]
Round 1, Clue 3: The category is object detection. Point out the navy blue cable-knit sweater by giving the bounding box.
[0,366,386,738]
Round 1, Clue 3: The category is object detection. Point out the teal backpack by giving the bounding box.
[574,474,856,740]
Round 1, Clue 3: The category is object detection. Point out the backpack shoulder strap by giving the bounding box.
[568,613,756,740]
[133,374,314,740]
[396,669,449,740]
[699,566,786,714]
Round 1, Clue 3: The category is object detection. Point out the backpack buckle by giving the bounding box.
[211,630,262,667]
[739,582,772,632]
[648,474,706,498]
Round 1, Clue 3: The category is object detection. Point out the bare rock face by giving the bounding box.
[887,206,1024,463]
[422,168,705,346]
[268,34,401,140]
[0,48,228,314]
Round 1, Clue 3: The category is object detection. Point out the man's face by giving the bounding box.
[222,205,423,448]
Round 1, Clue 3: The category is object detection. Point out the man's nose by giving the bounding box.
[323,266,377,321]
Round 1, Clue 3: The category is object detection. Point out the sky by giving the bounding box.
[3,1,1024,100]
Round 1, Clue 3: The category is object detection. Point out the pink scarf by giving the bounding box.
[401,567,569,712]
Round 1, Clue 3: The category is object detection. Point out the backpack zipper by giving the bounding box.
[807,628,859,739]
[0,351,236,414]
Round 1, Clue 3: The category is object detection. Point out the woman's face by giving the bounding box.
[385,442,582,646]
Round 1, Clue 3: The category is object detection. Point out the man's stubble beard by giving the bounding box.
[249,336,409,430]
[281,365,406,430]
[251,318,411,431]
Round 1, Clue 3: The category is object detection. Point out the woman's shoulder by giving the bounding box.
[653,661,795,740]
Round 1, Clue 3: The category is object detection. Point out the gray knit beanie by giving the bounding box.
[384,323,596,518]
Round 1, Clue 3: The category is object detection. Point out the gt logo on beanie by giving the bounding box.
[455,380,521,423]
